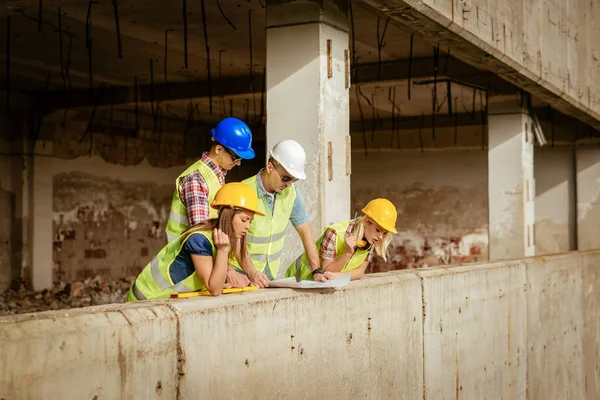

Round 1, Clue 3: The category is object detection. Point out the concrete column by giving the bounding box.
[266,0,351,233]
[534,146,576,255]
[17,136,54,291]
[488,95,535,260]
[576,145,600,250]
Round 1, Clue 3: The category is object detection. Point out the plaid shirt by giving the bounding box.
[179,152,226,225]
[320,220,374,262]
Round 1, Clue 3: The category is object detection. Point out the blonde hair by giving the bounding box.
[351,215,394,262]
[181,207,248,265]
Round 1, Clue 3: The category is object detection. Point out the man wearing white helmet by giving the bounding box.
[229,139,326,286]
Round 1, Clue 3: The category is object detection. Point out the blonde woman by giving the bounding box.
[127,182,264,301]
[285,198,397,281]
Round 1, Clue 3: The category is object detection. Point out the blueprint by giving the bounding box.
[268,273,351,289]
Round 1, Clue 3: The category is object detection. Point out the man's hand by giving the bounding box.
[313,272,328,283]
[247,270,270,288]
[323,271,337,280]
[226,268,250,288]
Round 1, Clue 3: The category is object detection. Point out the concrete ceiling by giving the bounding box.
[0,0,593,144]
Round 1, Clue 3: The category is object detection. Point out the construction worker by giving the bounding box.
[127,182,264,301]
[285,198,398,281]
[229,139,327,287]
[165,117,255,243]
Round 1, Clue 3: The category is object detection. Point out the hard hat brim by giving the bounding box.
[211,203,265,217]
[232,147,256,160]
[288,169,306,180]
[269,149,306,180]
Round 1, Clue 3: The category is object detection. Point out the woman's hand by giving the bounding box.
[213,228,230,250]
[344,233,357,255]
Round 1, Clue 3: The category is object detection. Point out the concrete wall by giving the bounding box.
[351,149,488,272]
[1,250,598,399]
[534,145,576,254]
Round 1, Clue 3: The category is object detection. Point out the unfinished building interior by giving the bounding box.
[1,0,599,398]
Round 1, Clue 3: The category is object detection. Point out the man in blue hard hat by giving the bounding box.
[165,117,255,245]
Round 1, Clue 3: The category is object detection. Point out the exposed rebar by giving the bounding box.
[217,0,236,30]
[248,9,256,121]
[58,8,63,78]
[200,0,213,113]
[38,0,43,32]
[111,0,123,58]
[5,16,10,112]
[408,34,413,100]
[376,16,389,81]
[182,0,188,68]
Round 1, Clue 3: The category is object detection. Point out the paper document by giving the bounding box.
[268,274,351,289]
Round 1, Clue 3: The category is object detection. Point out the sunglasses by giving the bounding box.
[273,162,297,183]
[217,142,242,163]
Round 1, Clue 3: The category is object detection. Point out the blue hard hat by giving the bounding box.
[211,117,255,160]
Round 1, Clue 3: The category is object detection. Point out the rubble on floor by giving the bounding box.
[0,276,134,316]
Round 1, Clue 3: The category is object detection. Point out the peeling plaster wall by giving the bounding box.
[534,146,576,255]
[42,151,185,282]
[351,150,488,272]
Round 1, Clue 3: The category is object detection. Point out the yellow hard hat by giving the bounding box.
[361,198,398,234]
[211,182,264,216]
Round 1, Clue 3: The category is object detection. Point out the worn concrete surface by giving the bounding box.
[172,272,423,400]
[488,97,534,260]
[1,251,599,399]
[534,146,576,254]
[419,261,527,400]
[524,253,586,400]
[266,2,351,271]
[576,146,600,250]
[363,0,600,129]
[0,303,179,399]
[351,150,488,272]
[580,250,600,400]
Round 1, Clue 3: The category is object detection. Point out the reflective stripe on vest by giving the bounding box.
[285,220,369,281]
[127,230,216,301]
[230,174,296,279]
[165,160,221,243]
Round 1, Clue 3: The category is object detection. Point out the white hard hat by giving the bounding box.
[269,139,307,180]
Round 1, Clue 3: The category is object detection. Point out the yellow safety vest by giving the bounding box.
[285,220,369,281]
[165,159,222,243]
[230,174,296,280]
[127,230,216,301]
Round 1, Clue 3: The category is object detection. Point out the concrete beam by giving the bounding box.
[37,56,517,113]
[357,0,600,131]
[350,106,586,134]
[351,111,485,132]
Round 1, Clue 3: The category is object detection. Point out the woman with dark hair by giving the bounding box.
[127,182,264,301]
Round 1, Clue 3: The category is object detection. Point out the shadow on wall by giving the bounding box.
[352,183,489,272]
[52,172,173,283]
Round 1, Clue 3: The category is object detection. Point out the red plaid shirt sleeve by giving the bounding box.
[319,228,338,260]
[320,223,374,263]
[179,171,210,226]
